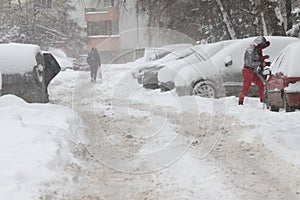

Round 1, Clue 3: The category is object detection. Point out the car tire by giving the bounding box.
[193,81,216,98]
[283,94,295,112]
[270,105,279,112]
[264,88,270,109]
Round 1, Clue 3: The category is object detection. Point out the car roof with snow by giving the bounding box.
[271,41,300,77]
[0,43,42,75]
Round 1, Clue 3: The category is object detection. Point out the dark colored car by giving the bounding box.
[73,54,90,71]
[265,41,300,112]
[0,43,61,103]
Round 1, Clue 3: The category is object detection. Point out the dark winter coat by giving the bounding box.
[87,48,101,69]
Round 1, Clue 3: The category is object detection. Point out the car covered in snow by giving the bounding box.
[131,43,193,80]
[73,54,90,71]
[137,47,194,89]
[0,43,61,103]
[49,49,74,71]
[173,36,299,98]
[157,39,236,91]
[265,41,300,112]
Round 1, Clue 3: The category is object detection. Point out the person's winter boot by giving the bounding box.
[238,101,243,105]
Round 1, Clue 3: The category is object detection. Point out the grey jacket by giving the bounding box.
[244,36,268,69]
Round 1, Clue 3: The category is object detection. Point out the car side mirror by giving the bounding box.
[225,56,233,67]
[263,67,271,76]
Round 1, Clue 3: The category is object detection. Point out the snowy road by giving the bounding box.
[42,64,300,199]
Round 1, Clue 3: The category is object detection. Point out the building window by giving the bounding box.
[87,21,119,36]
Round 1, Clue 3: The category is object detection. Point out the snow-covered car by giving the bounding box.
[174,36,300,98]
[265,41,300,112]
[73,54,90,71]
[158,39,236,91]
[0,43,61,103]
[49,49,74,71]
[131,43,193,79]
[0,70,2,96]
[137,47,194,89]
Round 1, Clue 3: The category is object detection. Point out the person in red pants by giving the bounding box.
[238,36,270,105]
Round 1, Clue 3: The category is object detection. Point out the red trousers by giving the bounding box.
[239,68,264,103]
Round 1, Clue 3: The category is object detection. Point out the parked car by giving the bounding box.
[131,43,193,79]
[173,36,299,98]
[73,54,90,71]
[0,43,61,103]
[0,70,2,96]
[158,39,236,91]
[137,47,194,89]
[265,41,300,112]
[49,49,74,71]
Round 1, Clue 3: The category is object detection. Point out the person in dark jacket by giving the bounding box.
[87,47,101,82]
[238,36,270,105]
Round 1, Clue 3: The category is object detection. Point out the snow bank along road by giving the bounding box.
[44,64,300,199]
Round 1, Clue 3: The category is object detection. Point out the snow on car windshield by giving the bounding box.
[275,41,300,77]
[0,43,41,75]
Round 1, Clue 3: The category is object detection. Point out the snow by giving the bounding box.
[174,36,300,88]
[292,7,300,14]
[49,49,74,71]
[271,41,300,77]
[158,40,235,85]
[2,41,300,199]
[0,94,78,200]
[285,82,300,93]
[0,43,41,75]
[223,96,300,166]
[0,70,2,91]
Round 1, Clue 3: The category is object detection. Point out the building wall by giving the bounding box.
[74,0,194,62]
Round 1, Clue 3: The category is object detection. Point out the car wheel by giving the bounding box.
[264,88,270,109]
[270,104,279,112]
[193,81,216,98]
[284,94,295,112]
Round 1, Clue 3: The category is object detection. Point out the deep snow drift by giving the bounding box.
[0,94,79,199]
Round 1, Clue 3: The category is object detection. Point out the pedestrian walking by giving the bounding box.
[87,47,101,82]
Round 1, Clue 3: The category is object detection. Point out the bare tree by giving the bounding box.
[216,0,237,39]
[286,0,293,30]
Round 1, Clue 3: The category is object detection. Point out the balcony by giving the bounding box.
[85,7,119,22]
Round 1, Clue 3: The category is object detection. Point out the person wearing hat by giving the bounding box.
[238,36,270,105]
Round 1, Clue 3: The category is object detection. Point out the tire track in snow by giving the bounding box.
[46,70,300,199]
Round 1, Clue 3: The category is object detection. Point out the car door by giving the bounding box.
[43,53,61,88]
[267,72,286,106]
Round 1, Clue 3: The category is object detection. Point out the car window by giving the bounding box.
[77,56,87,62]
[43,53,61,87]
[271,51,285,73]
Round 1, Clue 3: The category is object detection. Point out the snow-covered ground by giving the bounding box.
[0,94,80,199]
[1,61,300,199]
